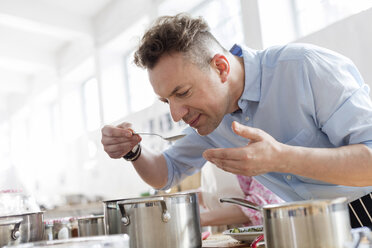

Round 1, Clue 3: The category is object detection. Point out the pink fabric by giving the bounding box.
[236,175,284,226]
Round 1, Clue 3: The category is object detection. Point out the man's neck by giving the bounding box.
[228,55,245,113]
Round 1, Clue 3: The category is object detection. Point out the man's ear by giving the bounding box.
[210,54,230,82]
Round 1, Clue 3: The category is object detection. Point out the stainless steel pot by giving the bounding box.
[77,215,104,237]
[103,192,202,248]
[221,197,352,248]
[0,211,44,247]
[0,218,23,246]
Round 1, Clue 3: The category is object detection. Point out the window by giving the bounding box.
[259,0,372,48]
[29,105,53,147]
[293,0,372,37]
[193,0,244,49]
[125,52,156,113]
[100,58,128,124]
[0,122,10,158]
[158,0,205,15]
[9,108,30,166]
[82,78,101,132]
[61,89,84,141]
[50,101,61,142]
[258,0,296,48]
[160,0,244,49]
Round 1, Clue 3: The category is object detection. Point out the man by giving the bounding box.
[101,13,372,228]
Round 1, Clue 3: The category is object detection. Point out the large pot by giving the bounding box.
[103,192,202,248]
[220,197,352,248]
[77,215,105,237]
[0,211,44,247]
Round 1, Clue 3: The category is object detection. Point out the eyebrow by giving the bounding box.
[168,85,183,98]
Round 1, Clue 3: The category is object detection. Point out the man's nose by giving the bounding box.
[169,101,188,122]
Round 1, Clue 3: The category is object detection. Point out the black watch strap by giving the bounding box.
[123,144,141,161]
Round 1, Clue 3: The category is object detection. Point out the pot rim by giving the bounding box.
[0,211,44,218]
[103,192,198,203]
[0,217,23,226]
[262,197,347,210]
[77,215,104,221]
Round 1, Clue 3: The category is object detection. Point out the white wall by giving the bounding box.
[295,8,372,91]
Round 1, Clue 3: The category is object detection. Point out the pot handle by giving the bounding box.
[219,197,262,212]
[117,197,171,226]
[347,227,372,248]
[0,218,23,240]
[250,234,264,248]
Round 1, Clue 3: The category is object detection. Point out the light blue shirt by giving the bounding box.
[162,43,372,202]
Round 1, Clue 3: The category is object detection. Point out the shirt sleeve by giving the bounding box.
[160,127,215,190]
[303,47,372,148]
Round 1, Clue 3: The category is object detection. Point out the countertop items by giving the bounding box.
[222,225,263,243]
[202,233,249,248]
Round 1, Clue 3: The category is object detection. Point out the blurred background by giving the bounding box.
[0,0,372,209]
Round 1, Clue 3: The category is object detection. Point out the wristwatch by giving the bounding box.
[123,144,142,161]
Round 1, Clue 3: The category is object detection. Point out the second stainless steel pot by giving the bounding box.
[78,215,105,237]
[0,211,44,247]
[221,197,352,248]
[103,192,201,248]
[0,218,23,247]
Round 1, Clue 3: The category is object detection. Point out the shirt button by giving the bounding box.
[286,175,292,180]
[245,117,250,121]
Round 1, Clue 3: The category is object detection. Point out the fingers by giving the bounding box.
[203,147,251,161]
[101,122,141,159]
[101,125,132,137]
[203,147,259,176]
[103,144,126,158]
[210,158,252,175]
[117,122,132,129]
[103,142,137,158]
[205,153,261,176]
[232,121,263,142]
[104,141,138,154]
[103,138,140,159]
[101,136,130,146]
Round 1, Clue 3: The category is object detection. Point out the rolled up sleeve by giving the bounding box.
[304,48,372,148]
[161,128,214,190]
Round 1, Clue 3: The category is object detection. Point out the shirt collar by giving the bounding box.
[229,44,262,110]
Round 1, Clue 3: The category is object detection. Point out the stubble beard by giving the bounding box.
[194,115,221,136]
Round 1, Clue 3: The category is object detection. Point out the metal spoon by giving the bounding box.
[134,132,186,142]
[220,197,262,211]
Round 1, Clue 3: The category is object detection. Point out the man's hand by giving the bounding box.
[202,121,286,176]
[101,122,142,159]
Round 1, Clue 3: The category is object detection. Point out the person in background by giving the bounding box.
[101,13,372,228]
[199,162,283,230]
[199,162,283,227]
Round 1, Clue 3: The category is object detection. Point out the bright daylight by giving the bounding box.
[0,0,372,247]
